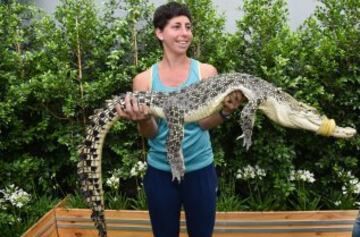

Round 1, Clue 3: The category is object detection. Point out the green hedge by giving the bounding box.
[0,0,359,235]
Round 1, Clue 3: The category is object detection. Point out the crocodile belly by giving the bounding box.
[184,97,225,122]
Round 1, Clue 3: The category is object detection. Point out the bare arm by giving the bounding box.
[198,64,245,130]
[199,91,244,130]
[115,70,158,138]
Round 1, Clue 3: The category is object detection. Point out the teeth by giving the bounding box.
[177,42,188,47]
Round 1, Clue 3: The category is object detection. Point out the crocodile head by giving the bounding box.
[259,93,357,138]
[288,107,357,138]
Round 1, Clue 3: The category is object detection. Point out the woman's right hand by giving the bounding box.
[115,93,152,122]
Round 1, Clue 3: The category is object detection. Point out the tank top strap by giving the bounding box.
[187,58,202,84]
[149,66,153,91]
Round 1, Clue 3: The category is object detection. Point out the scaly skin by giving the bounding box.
[77,72,357,236]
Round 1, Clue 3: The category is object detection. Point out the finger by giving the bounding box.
[224,94,232,104]
[136,104,146,120]
[124,94,133,114]
[115,103,123,116]
[138,103,143,114]
[224,99,234,109]
[227,93,236,105]
[115,103,125,115]
[115,103,130,119]
[132,96,140,113]
[140,104,148,115]
[143,105,150,116]
[231,92,238,102]
[235,91,242,102]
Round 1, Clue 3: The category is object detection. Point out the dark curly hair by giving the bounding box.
[153,2,192,30]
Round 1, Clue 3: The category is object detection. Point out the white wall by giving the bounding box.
[35,0,318,32]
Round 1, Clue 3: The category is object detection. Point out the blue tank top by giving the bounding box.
[147,59,214,173]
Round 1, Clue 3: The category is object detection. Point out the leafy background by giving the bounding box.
[0,0,359,235]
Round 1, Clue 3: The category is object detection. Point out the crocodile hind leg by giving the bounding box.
[164,104,185,182]
[238,98,263,150]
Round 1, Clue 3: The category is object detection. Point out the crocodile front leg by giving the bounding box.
[164,103,185,182]
[238,98,264,150]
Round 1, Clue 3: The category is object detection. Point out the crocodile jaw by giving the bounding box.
[287,109,357,138]
[259,98,357,138]
[332,126,357,138]
[292,112,357,138]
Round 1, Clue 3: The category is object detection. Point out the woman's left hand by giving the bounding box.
[222,91,244,114]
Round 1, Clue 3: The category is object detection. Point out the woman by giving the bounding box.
[116,2,243,236]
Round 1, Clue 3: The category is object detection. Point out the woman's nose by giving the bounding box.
[180,26,191,35]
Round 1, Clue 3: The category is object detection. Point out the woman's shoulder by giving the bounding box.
[133,68,152,91]
[198,61,218,80]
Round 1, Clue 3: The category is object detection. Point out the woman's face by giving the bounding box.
[156,15,193,55]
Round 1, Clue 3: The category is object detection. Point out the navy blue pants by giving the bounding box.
[353,215,360,237]
[143,163,218,237]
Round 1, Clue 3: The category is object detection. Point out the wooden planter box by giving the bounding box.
[22,199,357,237]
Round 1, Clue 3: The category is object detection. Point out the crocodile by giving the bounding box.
[77,72,356,237]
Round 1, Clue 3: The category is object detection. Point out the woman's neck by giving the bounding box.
[157,54,191,87]
[160,52,189,69]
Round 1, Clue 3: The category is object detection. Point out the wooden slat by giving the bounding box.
[21,208,58,237]
[215,210,358,220]
[53,208,357,237]
[21,198,70,237]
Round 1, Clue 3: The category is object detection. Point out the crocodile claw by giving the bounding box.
[171,165,185,183]
[236,133,252,150]
[236,134,244,140]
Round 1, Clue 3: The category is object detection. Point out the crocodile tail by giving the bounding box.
[77,95,123,237]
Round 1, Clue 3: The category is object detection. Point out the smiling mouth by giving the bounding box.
[176,41,189,46]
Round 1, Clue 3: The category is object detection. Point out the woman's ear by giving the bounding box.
[155,28,163,41]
